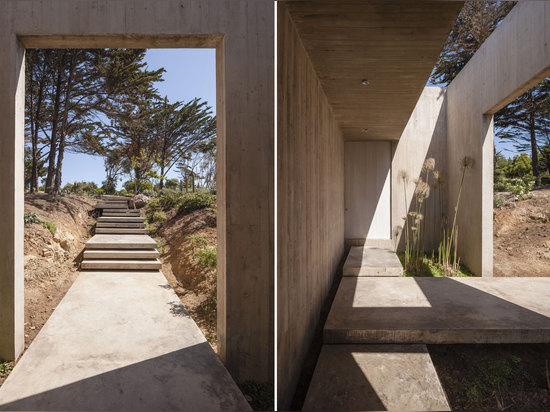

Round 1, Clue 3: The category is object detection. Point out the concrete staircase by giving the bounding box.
[81,196,161,271]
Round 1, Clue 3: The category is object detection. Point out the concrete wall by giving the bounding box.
[0,0,273,384]
[345,141,391,240]
[446,1,550,276]
[391,87,448,253]
[277,3,345,408]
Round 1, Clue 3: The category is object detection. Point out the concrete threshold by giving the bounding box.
[343,246,402,277]
[303,344,449,411]
[0,271,251,411]
[325,277,550,344]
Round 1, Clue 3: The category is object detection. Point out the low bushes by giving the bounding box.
[494,177,534,201]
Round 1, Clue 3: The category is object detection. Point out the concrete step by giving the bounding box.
[85,234,157,250]
[97,217,146,223]
[303,344,449,411]
[96,222,146,228]
[96,203,128,209]
[343,246,402,277]
[102,212,141,217]
[103,209,139,214]
[81,259,162,270]
[83,249,160,260]
[96,228,147,234]
[324,277,550,344]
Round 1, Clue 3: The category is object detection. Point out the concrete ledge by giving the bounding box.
[96,222,145,228]
[303,344,449,411]
[325,277,550,344]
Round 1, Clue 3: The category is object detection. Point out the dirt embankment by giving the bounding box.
[0,193,94,387]
[494,187,550,277]
[23,193,95,346]
[148,208,218,351]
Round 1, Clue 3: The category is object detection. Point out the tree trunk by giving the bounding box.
[528,91,541,186]
[45,50,66,193]
[159,163,165,190]
[54,51,77,194]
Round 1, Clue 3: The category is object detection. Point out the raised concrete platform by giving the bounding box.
[96,228,147,234]
[86,234,157,250]
[0,271,250,411]
[83,250,160,260]
[343,246,402,277]
[303,344,449,411]
[82,259,162,270]
[324,277,550,344]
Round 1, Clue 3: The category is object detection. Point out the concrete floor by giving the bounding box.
[303,344,449,411]
[343,246,402,276]
[325,277,550,344]
[0,271,250,411]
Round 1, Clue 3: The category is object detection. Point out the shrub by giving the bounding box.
[188,234,207,251]
[153,211,167,223]
[42,221,57,234]
[62,181,100,196]
[158,189,183,209]
[179,191,216,213]
[496,177,534,200]
[493,197,505,208]
[147,198,161,213]
[194,245,217,270]
[542,176,550,186]
[24,212,41,225]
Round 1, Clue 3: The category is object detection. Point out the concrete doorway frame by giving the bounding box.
[0,0,274,384]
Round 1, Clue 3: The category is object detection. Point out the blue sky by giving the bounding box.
[61,48,216,187]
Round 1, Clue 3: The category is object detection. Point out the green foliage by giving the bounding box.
[238,381,274,411]
[495,177,534,200]
[165,178,179,190]
[158,189,183,209]
[0,360,13,377]
[494,197,505,208]
[42,220,57,234]
[178,191,216,213]
[24,212,41,225]
[147,198,161,212]
[188,234,208,251]
[459,356,523,408]
[62,181,101,196]
[152,211,167,223]
[398,253,474,277]
[194,246,217,270]
[123,179,153,194]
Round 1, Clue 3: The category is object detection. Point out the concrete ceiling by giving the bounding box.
[285,1,464,141]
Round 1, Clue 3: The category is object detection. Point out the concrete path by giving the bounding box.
[0,271,250,411]
[303,344,449,411]
[343,246,402,276]
[325,277,550,344]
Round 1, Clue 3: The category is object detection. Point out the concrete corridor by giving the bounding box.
[0,197,250,411]
[304,245,550,411]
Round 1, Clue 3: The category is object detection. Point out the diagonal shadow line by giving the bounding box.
[325,277,550,343]
[0,343,250,412]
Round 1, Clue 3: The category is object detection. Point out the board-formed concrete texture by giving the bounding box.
[0,0,274,383]
[303,344,450,411]
[446,2,550,277]
[325,277,550,344]
[343,246,402,277]
[0,271,251,411]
